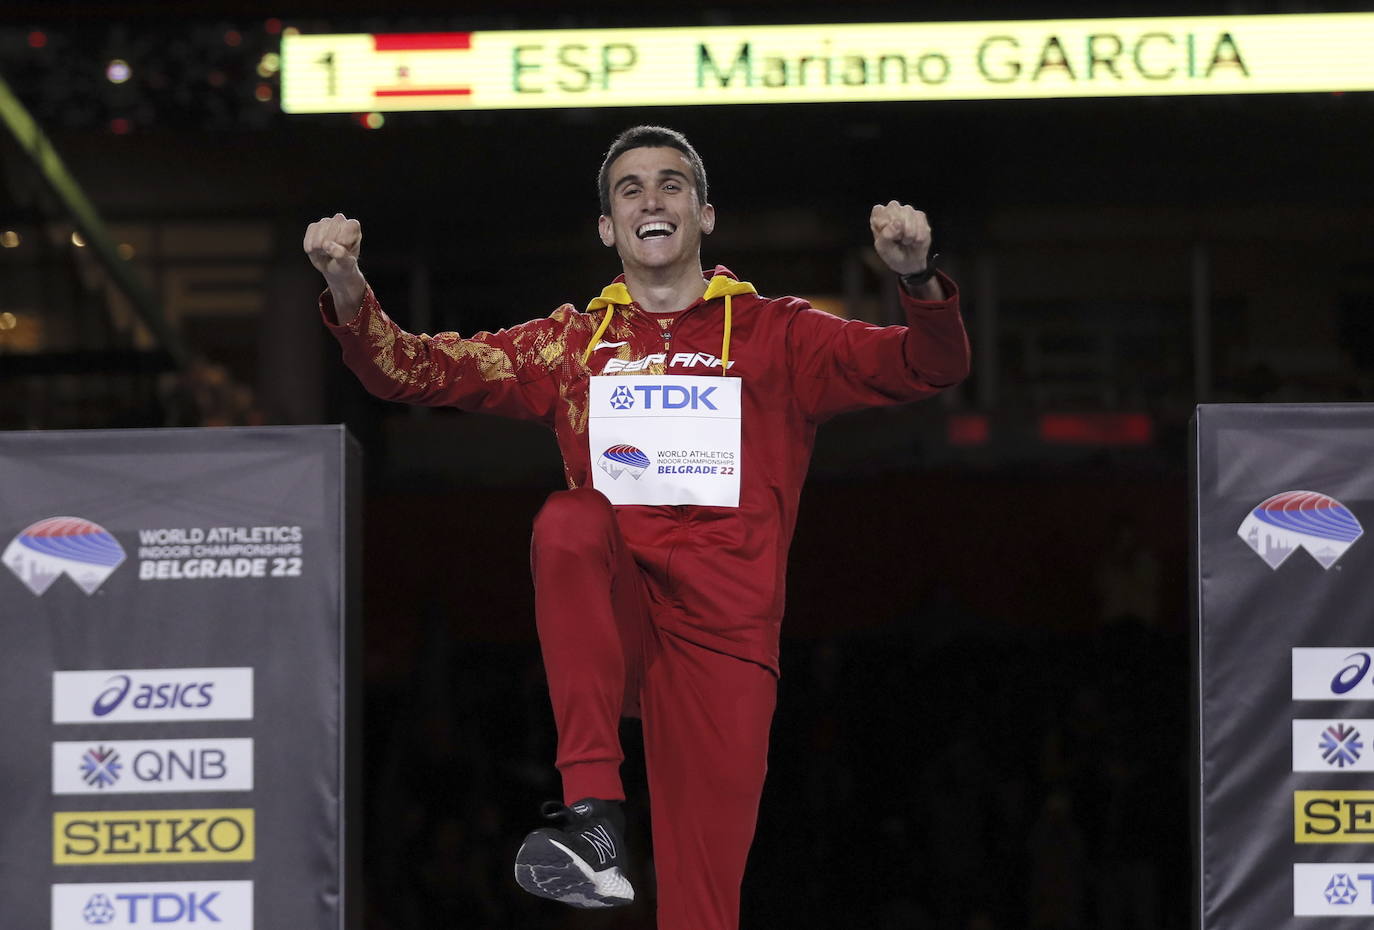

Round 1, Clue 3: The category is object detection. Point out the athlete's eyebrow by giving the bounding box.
[613,168,689,192]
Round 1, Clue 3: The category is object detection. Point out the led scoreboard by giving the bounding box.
[280,13,1374,113]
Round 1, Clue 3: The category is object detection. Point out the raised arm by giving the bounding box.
[304,213,368,323]
[786,200,969,421]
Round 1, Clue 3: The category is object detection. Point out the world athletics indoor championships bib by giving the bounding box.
[588,375,741,507]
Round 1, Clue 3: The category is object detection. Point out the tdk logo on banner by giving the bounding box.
[1295,865,1374,915]
[52,668,254,724]
[3,517,126,595]
[1237,490,1364,569]
[53,739,255,795]
[1293,649,1374,700]
[51,881,253,929]
[599,445,650,480]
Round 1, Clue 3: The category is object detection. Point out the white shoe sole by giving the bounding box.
[514,831,635,908]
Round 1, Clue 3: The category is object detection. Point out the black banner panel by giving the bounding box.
[0,426,360,930]
[1195,405,1374,927]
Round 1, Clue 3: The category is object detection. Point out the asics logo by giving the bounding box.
[581,825,616,865]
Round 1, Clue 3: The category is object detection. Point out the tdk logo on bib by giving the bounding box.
[1237,490,1363,569]
[606,384,718,411]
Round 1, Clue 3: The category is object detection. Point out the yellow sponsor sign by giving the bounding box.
[53,809,254,864]
[1295,792,1374,843]
[281,13,1374,113]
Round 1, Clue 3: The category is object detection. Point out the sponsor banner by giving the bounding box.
[53,739,254,794]
[52,668,253,723]
[281,14,1374,113]
[1295,791,1374,843]
[1293,649,1374,701]
[1295,865,1374,915]
[51,881,253,929]
[1293,720,1372,772]
[1,427,357,928]
[53,808,255,864]
[1196,405,1374,928]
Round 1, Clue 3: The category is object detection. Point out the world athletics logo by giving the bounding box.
[2,516,127,595]
[1236,491,1364,570]
[598,445,650,480]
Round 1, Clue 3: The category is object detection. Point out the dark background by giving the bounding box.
[3,2,1372,927]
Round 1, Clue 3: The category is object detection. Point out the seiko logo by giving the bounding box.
[53,809,255,864]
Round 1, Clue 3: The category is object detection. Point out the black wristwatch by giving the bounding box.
[898,254,939,293]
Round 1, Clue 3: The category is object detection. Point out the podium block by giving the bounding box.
[0,426,360,930]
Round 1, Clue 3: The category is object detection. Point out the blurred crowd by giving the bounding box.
[357,536,1185,930]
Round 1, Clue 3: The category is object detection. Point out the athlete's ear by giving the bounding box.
[598,215,615,248]
[699,203,716,236]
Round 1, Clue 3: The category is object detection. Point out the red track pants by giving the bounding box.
[531,488,777,930]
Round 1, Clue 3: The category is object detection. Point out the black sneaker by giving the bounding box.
[513,798,635,908]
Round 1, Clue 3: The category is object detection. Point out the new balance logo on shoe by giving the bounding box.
[582,825,616,865]
[514,798,634,909]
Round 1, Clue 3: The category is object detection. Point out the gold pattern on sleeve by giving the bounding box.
[431,335,516,382]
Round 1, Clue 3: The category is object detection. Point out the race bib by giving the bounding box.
[588,375,741,507]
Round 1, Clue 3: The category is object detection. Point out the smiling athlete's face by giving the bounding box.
[598,146,715,276]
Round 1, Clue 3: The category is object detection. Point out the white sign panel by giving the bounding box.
[1294,864,1374,915]
[1293,649,1374,701]
[52,668,254,723]
[53,738,254,794]
[51,881,253,929]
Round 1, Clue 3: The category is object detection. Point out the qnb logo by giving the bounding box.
[1327,874,1362,905]
[81,746,123,789]
[93,675,213,718]
[1322,724,1365,768]
[599,445,650,480]
[1237,490,1363,570]
[2,516,126,595]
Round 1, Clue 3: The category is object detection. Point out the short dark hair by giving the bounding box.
[597,125,708,216]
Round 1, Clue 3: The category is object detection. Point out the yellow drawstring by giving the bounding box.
[701,275,756,374]
[581,282,633,365]
[581,276,757,373]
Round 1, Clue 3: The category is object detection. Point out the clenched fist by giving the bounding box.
[869,201,932,276]
[304,213,366,321]
[304,213,362,278]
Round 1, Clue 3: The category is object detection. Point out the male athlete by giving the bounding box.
[306,125,969,930]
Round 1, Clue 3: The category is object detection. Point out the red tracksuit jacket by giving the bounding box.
[322,265,969,672]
